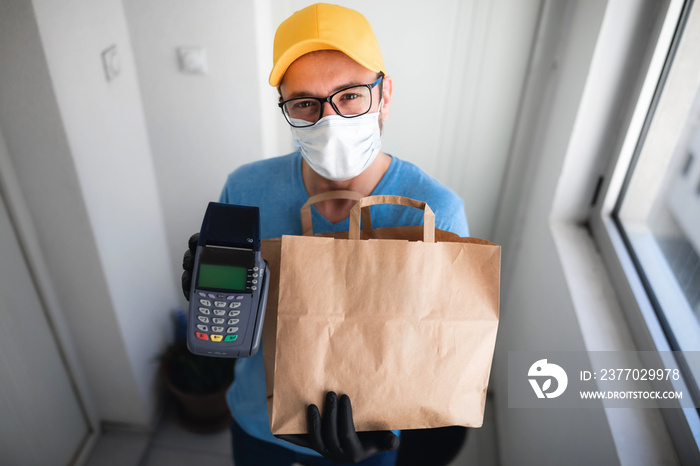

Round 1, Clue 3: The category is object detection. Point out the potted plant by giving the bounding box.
[160,309,235,433]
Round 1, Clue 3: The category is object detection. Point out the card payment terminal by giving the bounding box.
[188,202,269,358]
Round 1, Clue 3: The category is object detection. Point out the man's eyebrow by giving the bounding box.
[284,81,368,100]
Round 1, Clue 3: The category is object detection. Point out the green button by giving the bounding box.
[224,335,238,342]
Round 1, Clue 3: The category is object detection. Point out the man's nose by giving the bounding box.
[321,100,337,119]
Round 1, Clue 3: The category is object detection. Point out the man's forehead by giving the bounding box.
[280,50,377,95]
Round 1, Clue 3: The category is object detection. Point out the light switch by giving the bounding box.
[101,45,120,81]
[177,47,208,75]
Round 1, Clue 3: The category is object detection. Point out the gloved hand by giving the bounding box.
[277,391,399,464]
[181,233,199,301]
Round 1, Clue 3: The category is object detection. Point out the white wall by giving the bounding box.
[121,0,279,308]
[491,1,622,462]
[491,0,680,464]
[0,0,179,425]
[31,0,180,424]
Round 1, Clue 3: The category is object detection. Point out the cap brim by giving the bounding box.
[269,39,385,87]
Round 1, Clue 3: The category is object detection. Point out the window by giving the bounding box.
[591,0,700,460]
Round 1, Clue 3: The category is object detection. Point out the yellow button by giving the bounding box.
[211,335,223,342]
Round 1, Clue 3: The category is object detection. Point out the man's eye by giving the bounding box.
[339,93,359,101]
[293,100,315,109]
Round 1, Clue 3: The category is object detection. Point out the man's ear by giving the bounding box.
[379,75,393,123]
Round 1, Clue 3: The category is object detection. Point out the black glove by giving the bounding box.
[277,391,399,464]
[181,233,199,301]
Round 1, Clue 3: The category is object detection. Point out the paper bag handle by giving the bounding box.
[348,195,436,243]
[300,190,370,236]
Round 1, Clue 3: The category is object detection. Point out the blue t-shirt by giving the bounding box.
[220,152,468,455]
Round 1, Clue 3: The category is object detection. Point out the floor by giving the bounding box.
[85,395,499,466]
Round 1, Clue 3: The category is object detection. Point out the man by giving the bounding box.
[183,3,468,465]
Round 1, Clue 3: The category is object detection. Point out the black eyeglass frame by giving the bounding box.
[278,75,383,128]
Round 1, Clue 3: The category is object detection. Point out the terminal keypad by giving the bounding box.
[194,292,252,343]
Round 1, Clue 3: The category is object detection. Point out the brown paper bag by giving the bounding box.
[267,195,500,435]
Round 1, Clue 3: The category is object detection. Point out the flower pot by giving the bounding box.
[165,379,232,433]
[161,363,233,434]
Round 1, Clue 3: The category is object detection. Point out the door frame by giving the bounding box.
[0,131,100,465]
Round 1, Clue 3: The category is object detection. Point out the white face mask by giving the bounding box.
[290,111,382,182]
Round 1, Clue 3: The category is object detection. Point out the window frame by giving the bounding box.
[588,0,700,460]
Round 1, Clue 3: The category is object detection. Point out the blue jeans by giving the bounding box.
[231,419,398,466]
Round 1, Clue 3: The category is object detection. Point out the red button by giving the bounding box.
[195,332,209,340]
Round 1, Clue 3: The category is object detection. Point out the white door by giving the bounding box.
[0,189,90,465]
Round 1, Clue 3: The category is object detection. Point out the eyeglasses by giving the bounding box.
[278,76,383,128]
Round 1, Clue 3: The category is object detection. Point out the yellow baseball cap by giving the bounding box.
[269,3,386,87]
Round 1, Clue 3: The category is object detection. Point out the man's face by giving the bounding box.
[279,50,387,127]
